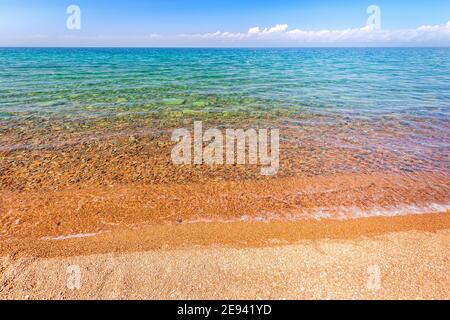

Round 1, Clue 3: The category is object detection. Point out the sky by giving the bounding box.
[0,0,449,47]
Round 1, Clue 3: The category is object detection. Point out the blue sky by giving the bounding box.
[1,0,449,46]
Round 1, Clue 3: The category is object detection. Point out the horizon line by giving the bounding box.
[1,46,450,49]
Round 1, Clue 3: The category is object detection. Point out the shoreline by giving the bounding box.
[2,171,449,241]
[1,211,448,258]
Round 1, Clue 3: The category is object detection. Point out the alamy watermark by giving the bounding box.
[366,5,381,30]
[171,122,280,176]
[66,265,81,290]
[367,265,381,291]
[66,5,81,30]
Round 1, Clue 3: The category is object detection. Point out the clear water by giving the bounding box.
[0,48,449,124]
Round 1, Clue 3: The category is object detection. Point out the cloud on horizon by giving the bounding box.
[178,20,450,44]
[2,21,450,47]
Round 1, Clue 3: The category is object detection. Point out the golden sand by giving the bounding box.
[0,227,449,300]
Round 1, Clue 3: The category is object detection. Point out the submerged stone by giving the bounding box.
[192,100,208,108]
[162,98,186,106]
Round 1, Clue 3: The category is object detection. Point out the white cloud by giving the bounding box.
[247,24,289,35]
[179,23,290,41]
[417,25,440,31]
[180,21,450,45]
[268,24,289,33]
[3,21,450,47]
[248,27,260,35]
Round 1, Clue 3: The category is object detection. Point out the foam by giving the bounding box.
[41,233,98,241]
[185,203,450,224]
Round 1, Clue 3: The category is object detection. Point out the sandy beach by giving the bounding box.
[0,214,449,300]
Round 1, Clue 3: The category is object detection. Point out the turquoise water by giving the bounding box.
[0,48,449,123]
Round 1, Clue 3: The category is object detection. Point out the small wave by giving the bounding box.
[185,203,450,225]
[41,233,98,241]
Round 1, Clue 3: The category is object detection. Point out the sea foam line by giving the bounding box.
[186,203,450,224]
[41,233,98,241]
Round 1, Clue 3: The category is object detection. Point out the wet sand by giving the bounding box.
[1,172,449,241]
[0,211,448,258]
